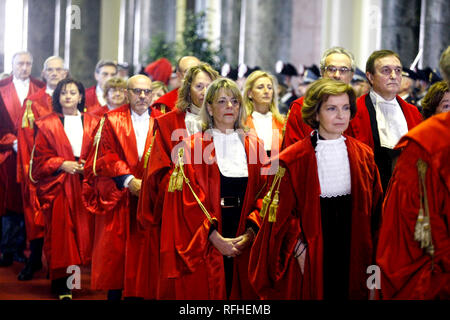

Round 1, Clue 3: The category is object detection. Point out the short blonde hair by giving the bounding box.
[243,70,284,123]
[176,63,219,112]
[302,78,357,129]
[200,78,247,131]
[103,77,127,100]
[151,80,168,94]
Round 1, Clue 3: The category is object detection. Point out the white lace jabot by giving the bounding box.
[185,105,202,136]
[315,135,351,197]
[252,111,273,151]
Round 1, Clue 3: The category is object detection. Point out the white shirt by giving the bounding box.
[184,105,203,136]
[64,111,83,158]
[131,109,150,160]
[13,77,30,106]
[315,135,351,197]
[212,129,248,178]
[370,90,408,149]
[96,85,107,106]
[45,86,54,97]
[252,111,273,151]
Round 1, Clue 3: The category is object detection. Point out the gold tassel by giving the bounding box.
[167,166,178,192]
[415,158,435,268]
[268,190,279,222]
[161,105,166,114]
[22,100,35,129]
[175,167,184,191]
[260,191,272,219]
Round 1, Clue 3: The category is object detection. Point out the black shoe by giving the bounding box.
[17,259,43,281]
[0,253,13,267]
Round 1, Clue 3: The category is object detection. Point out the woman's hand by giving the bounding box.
[234,228,256,252]
[60,161,84,175]
[209,230,242,258]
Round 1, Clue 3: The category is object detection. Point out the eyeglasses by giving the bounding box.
[128,88,152,96]
[324,66,353,75]
[378,67,402,76]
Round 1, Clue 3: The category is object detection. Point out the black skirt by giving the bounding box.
[220,173,247,298]
[320,194,352,300]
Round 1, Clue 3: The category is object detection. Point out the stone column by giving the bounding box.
[243,0,292,73]
[220,0,241,66]
[69,0,101,87]
[422,0,450,69]
[0,0,5,71]
[381,0,420,66]
[27,0,56,77]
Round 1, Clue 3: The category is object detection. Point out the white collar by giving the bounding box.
[188,104,201,115]
[46,86,54,96]
[131,108,150,120]
[64,110,81,117]
[369,89,398,105]
[252,110,272,120]
[13,77,30,86]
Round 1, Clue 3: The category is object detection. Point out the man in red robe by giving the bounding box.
[83,75,161,300]
[346,50,422,191]
[376,111,450,299]
[249,134,383,300]
[0,51,45,267]
[283,47,356,148]
[151,56,200,114]
[16,56,68,280]
[85,60,117,116]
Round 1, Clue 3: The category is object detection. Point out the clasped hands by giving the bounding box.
[209,229,255,258]
[60,160,85,175]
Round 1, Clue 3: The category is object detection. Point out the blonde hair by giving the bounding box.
[243,70,284,124]
[151,80,168,94]
[302,78,357,129]
[175,63,219,112]
[200,78,247,131]
[103,77,127,100]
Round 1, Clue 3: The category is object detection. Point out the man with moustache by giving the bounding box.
[83,75,161,300]
[346,50,422,191]
[283,47,356,148]
[0,51,44,267]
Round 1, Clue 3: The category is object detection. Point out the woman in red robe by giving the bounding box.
[243,70,285,157]
[137,64,219,298]
[31,78,99,299]
[159,78,267,299]
[249,78,383,300]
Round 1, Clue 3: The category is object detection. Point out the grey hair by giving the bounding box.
[319,47,356,75]
[12,51,33,65]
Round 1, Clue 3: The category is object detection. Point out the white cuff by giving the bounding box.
[124,175,135,188]
[12,140,18,153]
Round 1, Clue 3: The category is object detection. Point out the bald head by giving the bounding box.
[127,75,153,115]
[177,56,201,79]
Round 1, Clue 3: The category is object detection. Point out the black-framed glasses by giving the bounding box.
[324,66,353,75]
[129,88,152,96]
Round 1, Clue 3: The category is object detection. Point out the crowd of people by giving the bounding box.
[0,45,449,300]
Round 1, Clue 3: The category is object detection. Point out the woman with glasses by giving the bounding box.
[158,78,267,299]
[249,78,383,300]
[137,64,219,298]
[243,70,285,157]
[103,77,128,111]
[31,78,100,299]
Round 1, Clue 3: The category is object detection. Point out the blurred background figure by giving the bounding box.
[150,80,168,105]
[143,58,173,87]
[117,62,130,81]
[351,67,371,98]
[421,80,449,120]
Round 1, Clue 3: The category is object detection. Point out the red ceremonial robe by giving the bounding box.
[83,104,160,298]
[159,130,267,299]
[376,112,450,299]
[31,112,99,279]
[0,76,44,217]
[137,108,188,299]
[282,96,314,149]
[245,114,285,156]
[249,134,383,299]
[85,86,108,116]
[17,88,53,240]
[151,88,178,114]
[346,94,422,150]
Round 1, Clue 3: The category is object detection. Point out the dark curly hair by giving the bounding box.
[52,78,85,114]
